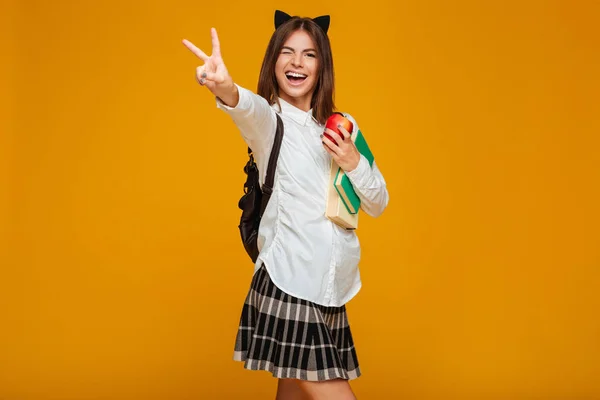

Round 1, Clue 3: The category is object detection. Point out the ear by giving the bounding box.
[275,10,292,29]
[312,15,330,34]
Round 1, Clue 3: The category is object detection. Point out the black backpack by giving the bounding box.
[238,114,284,262]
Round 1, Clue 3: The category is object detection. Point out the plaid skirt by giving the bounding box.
[233,264,361,381]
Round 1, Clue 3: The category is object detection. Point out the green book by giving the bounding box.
[334,129,374,214]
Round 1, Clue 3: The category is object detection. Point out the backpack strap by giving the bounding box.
[259,114,284,217]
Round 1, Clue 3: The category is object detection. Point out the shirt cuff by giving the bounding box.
[215,83,250,112]
[345,154,371,190]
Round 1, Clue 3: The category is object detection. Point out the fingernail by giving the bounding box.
[200,78,205,85]
[337,124,342,129]
[320,134,323,138]
[201,72,207,78]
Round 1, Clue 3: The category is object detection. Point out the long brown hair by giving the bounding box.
[257,17,335,125]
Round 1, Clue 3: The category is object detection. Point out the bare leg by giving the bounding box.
[276,378,307,400]
[296,379,357,400]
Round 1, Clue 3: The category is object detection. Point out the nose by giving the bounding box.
[291,53,304,67]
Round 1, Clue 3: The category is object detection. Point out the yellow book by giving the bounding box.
[325,159,358,230]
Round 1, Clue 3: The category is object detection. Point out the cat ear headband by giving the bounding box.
[274,10,330,34]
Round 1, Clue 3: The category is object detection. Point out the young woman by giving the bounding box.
[183,10,389,400]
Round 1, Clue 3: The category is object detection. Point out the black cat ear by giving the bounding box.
[312,15,330,34]
[275,10,292,29]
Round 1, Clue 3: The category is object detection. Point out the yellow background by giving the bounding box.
[2,0,599,399]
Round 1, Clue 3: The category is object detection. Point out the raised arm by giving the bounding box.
[182,29,277,156]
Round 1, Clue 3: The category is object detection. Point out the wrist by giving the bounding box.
[216,80,239,108]
[345,152,361,172]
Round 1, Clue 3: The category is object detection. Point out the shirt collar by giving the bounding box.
[273,97,321,127]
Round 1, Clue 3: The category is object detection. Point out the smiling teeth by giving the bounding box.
[286,72,307,78]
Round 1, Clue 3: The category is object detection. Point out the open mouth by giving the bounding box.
[285,71,307,85]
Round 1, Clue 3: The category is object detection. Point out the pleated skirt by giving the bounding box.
[233,264,361,381]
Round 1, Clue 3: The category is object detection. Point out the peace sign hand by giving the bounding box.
[182,28,233,96]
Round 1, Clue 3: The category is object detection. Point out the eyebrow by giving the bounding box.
[282,46,317,53]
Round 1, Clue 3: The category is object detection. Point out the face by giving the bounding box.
[275,29,319,112]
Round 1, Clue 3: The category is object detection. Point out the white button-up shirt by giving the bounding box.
[217,84,389,307]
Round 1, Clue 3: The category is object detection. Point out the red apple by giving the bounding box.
[323,113,353,145]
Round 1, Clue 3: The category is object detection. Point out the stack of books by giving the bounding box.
[325,127,374,230]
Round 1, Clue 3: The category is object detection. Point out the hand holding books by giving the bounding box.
[323,113,375,230]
